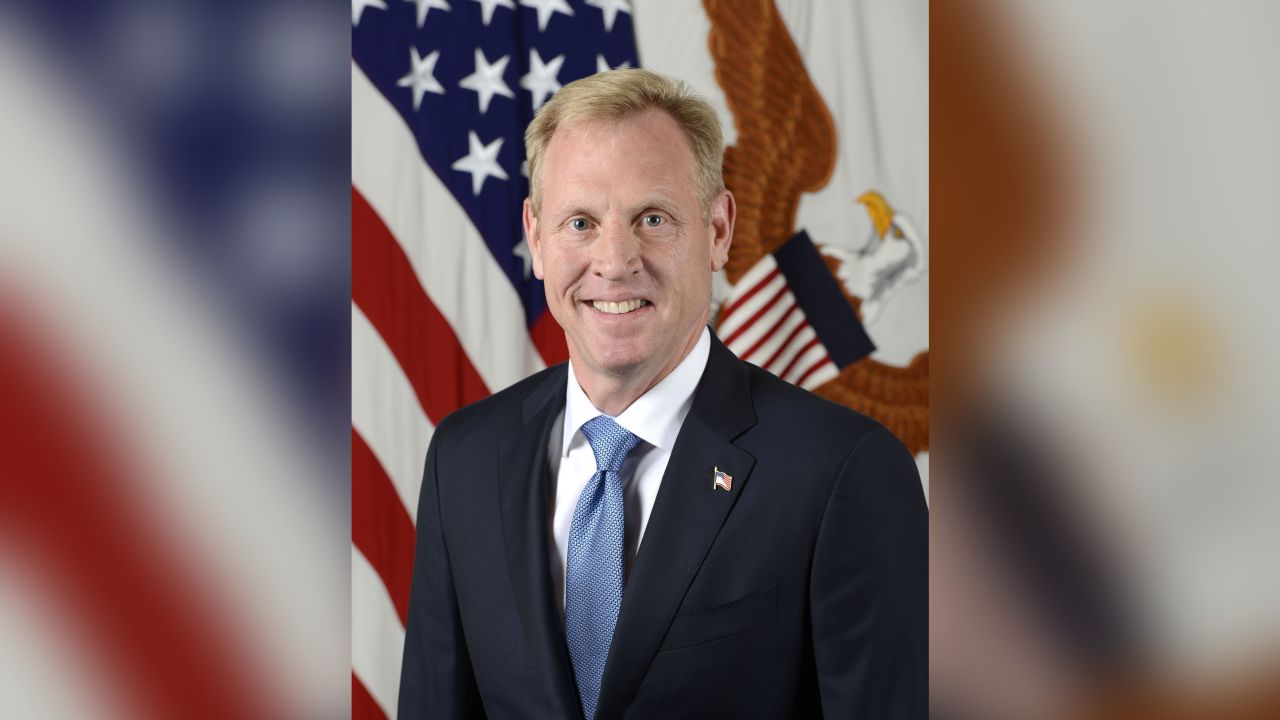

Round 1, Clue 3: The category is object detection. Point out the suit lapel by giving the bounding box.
[596,337,758,719]
[497,367,583,720]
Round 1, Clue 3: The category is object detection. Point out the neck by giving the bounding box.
[575,326,704,416]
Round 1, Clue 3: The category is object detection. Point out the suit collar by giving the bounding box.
[520,363,569,425]
[682,331,757,439]
[596,334,758,718]
[501,365,583,719]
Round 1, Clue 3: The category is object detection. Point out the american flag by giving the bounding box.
[713,467,732,492]
[351,1,639,716]
[718,231,876,391]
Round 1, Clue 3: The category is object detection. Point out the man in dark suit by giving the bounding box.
[398,69,927,719]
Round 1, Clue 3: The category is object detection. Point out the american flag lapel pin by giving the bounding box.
[713,466,733,492]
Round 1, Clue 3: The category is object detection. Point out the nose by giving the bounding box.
[590,219,642,280]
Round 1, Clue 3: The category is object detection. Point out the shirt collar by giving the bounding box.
[562,327,710,457]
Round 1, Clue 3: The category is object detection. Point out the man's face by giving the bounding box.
[524,109,734,387]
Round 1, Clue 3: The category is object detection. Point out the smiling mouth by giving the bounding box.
[590,299,649,315]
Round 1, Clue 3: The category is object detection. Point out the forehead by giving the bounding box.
[540,109,698,197]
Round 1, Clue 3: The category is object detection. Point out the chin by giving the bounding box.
[594,352,651,377]
[582,342,652,376]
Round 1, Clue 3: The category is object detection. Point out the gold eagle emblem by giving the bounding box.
[704,0,929,456]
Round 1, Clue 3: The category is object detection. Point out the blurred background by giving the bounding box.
[0,1,349,718]
[0,0,1277,718]
[932,1,1280,718]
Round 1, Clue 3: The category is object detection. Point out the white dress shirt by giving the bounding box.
[546,328,711,615]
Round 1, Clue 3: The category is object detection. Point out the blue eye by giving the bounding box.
[570,218,588,231]
[642,214,664,227]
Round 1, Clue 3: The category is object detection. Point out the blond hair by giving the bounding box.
[524,68,725,218]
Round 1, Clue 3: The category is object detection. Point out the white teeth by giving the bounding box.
[591,299,647,314]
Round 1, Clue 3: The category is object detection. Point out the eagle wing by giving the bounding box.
[704,0,837,283]
[704,0,930,455]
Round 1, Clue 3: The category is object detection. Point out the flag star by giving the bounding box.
[521,48,564,111]
[407,0,450,28]
[519,0,574,32]
[513,237,533,279]
[459,48,514,114]
[585,0,631,32]
[352,0,388,26]
[469,0,514,26]
[595,54,632,74]
[397,47,445,111]
[451,131,509,195]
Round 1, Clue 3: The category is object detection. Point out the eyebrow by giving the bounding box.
[544,189,687,224]
[635,196,680,214]
[547,206,596,225]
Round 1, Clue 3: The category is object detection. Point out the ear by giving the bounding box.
[522,198,545,280]
[707,189,736,272]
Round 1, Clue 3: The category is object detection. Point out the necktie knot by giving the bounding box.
[579,415,641,475]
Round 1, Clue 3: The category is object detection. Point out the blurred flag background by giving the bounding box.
[0,1,349,718]
[351,1,926,716]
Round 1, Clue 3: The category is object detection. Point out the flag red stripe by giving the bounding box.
[0,303,281,719]
[778,336,824,381]
[720,267,781,320]
[352,186,490,423]
[761,319,812,371]
[740,302,800,362]
[352,673,389,720]
[352,427,416,625]
[723,282,789,346]
[795,356,835,388]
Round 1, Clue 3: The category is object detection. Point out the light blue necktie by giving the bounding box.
[565,415,641,720]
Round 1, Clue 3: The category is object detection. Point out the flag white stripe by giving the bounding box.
[782,342,830,384]
[763,324,818,376]
[725,292,796,357]
[352,62,544,394]
[352,546,406,720]
[352,303,432,523]
[727,254,778,300]
[717,272,786,340]
[718,257,780,335]
[798,359,839,390]
[743,302,808,365]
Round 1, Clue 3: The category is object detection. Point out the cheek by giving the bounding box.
[542,245,586,297]
[675,236,712,275]
[657,248,709,301]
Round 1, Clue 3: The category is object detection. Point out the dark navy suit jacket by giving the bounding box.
[398,336,927,719]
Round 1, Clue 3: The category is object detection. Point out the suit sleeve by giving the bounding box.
[398,427,486,719]
[810,427,928,719]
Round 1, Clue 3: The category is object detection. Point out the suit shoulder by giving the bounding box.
[743,362,892,448]
[434,363,566,444]
[739,362,921,507]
